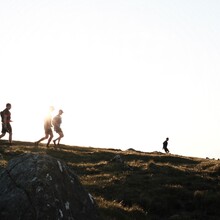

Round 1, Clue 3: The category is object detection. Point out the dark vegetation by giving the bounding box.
[1,140,220,220]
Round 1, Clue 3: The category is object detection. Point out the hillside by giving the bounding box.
[1,141,220,220]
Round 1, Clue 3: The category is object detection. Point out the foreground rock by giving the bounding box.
[0,153,101,220]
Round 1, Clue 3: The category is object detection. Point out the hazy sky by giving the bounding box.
[1,0,220,159]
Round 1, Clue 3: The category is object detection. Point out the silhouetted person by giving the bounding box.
[163,137,169,153]
[52,109,64,146]
[0,103,13,145]
[35,106,54,147]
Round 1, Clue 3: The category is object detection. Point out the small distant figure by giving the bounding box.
[0,103,13,145]
[163,137,170,153]
[52,109,64,146]
[35,106,54,147]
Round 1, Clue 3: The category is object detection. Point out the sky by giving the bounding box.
[1,0,220,159]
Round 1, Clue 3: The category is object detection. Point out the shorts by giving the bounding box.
[2,123,12,134]
[44,127,53,135]
[54,126,62,133]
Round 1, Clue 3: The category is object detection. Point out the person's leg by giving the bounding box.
[8,124,12,144]
[0,133,5,139]
[53,131,58,145]
[47,136,53,147]
[9,132,12,144]
[0,126,6,139]
[35,134,49,146]
[46,131,53,147]
[57,131,64,145]
[53,129,63,145]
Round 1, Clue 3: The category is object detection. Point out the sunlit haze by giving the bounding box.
[1,0,220,159]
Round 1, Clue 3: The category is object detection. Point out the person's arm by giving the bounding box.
[3,113,7,127]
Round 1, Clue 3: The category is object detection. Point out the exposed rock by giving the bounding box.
[126,148,143,153]
[126,148,136,152]
[0,153,101,220]
[110,154,124,163]
[108,155,133,171]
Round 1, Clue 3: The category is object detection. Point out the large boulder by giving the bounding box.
[0,153,101,220]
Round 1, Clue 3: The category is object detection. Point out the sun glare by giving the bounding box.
[1,1,220,159]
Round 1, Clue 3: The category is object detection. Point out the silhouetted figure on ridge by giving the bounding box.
[52,109,64,146]
[35,106,54,147]
[163,137,170,153]
[0,103,13,145]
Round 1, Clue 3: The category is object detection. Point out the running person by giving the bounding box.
[163,137,170,153]
[0,103,13,145]
[35,106,54,147]
[52,109,64,146]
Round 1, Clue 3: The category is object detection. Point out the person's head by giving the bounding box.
[59,109,63,115]
[6,103,11,109]
[166,137,169,141]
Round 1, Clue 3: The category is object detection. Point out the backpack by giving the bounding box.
[0,111,4,122]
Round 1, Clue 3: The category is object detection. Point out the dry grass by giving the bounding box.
[1,140,220,219]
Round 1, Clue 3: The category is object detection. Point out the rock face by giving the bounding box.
[0,153,101,220]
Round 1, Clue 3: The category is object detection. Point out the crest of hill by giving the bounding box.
[1,140,220,219]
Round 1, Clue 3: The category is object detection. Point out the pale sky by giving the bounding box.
[1,0,220,159]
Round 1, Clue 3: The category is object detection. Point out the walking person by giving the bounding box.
[52,109,64,146]
[163,137,170,153]
[0,103,13,145]
[35,106,54,147]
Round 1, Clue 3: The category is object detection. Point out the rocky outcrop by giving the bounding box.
[0,153,101,220]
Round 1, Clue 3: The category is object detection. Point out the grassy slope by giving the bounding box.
[1,141,220,220]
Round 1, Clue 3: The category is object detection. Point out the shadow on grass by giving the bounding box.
[1,141,220,219]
